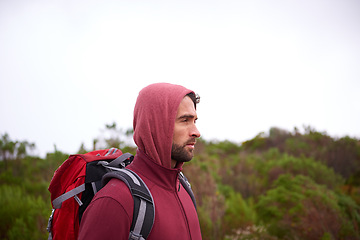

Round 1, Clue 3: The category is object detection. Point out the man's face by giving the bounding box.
[171,96,201,168]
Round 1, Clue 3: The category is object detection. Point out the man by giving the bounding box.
[79,83,202,240]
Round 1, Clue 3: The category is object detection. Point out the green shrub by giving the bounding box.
[0,185,49,240]
[220,185,256,236]
[256,174,358,239]
[260,153,343,190]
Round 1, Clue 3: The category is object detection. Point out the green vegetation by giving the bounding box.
[1,125,360,239]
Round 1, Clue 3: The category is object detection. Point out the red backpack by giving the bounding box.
[47,148,196,240]
[46,148,155,240]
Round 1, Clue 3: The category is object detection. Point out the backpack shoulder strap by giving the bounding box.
[179,172,197,210]
[102,169,155,240]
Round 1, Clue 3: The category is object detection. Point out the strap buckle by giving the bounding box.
[129,231,145,240]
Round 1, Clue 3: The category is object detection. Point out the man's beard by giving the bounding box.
[171,141,194,163]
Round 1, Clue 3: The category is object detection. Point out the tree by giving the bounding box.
[0,133,36,164]
[0,133,16,163]
[16,141,35,159]
[256,174,359,239]
[90,123,134,150]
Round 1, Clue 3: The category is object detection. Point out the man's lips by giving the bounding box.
[185,141,196,149]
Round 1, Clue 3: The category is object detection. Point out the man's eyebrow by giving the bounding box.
[178,114,198,120]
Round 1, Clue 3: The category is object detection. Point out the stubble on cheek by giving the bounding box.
[171,142,193,163]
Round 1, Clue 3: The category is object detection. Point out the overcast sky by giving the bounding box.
[1,0,359,157]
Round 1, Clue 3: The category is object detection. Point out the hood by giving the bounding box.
[133,83,194,169]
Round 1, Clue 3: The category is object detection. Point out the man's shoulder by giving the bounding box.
[94,178,133,205]
[79,178,134,240]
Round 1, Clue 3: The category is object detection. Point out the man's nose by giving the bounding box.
[191,125,201,138]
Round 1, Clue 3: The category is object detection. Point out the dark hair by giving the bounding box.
[186,92,200,109]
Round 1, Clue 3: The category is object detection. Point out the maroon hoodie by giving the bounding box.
[78,83,202,240]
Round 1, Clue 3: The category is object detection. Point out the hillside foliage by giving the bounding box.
[1,125,360,239]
